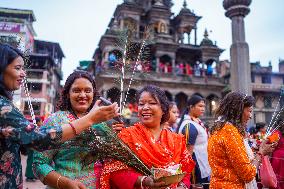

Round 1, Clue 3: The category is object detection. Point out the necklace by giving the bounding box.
[69,109,79,120]
[69,109,87,119]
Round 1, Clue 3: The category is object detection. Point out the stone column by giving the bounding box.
[156,57,160,73]
[180,33,184,44]
[194,27,197,45]
[172,58,176,75]
[104,51,109,61]
[223,0,252,95]
[120,19,124,30]
[187,33,190,44]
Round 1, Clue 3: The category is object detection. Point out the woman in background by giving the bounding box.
[163,102,179,132]
[271,120,284,189]
[208,91,275,189]
[177,95,211,189]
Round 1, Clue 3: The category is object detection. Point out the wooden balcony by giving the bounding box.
[251,83,282,92]
[97,68,224,87]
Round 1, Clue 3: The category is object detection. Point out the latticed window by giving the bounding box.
[251,74,255,83]
[265,112,273,123]
[0,36,18,46]
[264,96,272,108]
[261,75,271,84]
[27,83,42,93]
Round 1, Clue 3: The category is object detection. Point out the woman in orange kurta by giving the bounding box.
[99,85,195,189]
[208,91,276,189]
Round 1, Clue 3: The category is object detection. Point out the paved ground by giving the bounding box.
[21,155,45,189]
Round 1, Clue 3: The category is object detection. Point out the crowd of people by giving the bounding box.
[105,52,215,78]
[1,43,284,189]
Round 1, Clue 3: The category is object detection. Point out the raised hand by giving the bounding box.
[0,127,14,138]
[112,122,124,132]
[89,100,120,124]
[259,140,277,156]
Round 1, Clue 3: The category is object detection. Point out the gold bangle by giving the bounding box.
[56,175,62,189]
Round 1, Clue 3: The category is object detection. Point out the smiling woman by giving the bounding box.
[3,56,25,91]
[0,43,119,189]
[32,71,124,189]
[69,78,94,117]
[99,85,195,189]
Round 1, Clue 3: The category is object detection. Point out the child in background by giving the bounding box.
[163,102,179,132]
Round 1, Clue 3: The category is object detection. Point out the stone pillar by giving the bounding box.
[172,58,176,75]
[223,0,252,95]
[180,32,184,44]
[187,33,190,44]
[194,27,197,45]
[120,19,124,30]
[156,57,160,73]
[104,51,109,61]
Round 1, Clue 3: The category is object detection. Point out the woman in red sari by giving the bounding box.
[99,85,195,189]
[271,120,284,189]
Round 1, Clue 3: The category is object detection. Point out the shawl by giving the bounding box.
[99,123,195,189]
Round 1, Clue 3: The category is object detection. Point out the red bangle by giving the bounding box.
[69,122,79,135]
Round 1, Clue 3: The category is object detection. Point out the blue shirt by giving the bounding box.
[181,122,198,145]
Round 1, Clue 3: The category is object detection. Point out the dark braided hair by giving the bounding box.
[136,85,170,124]
[210,91,255,136]
[57,70,98,112]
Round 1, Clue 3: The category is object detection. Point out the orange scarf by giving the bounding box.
[99,123,195,189]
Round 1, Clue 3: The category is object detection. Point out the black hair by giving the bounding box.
[276,119,284,136]
[0,43,25,99]
[136,85,169,124]
[210,91,255,136]
[169,102,177,109]
[35,117,42,123]
[255,122,266,132]
[177,94,205,131]
[57,70,98,112]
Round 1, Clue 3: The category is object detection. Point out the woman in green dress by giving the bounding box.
[33,71,122,189]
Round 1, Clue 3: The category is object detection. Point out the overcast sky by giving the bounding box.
[1,0,283,82]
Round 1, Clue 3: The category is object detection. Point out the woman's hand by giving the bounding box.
[63,179,87,189]
[0,127,14,138]
[142,176,171,189]
[259,140,277,156]
[88,100,120,124]
[112,122,124,132]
